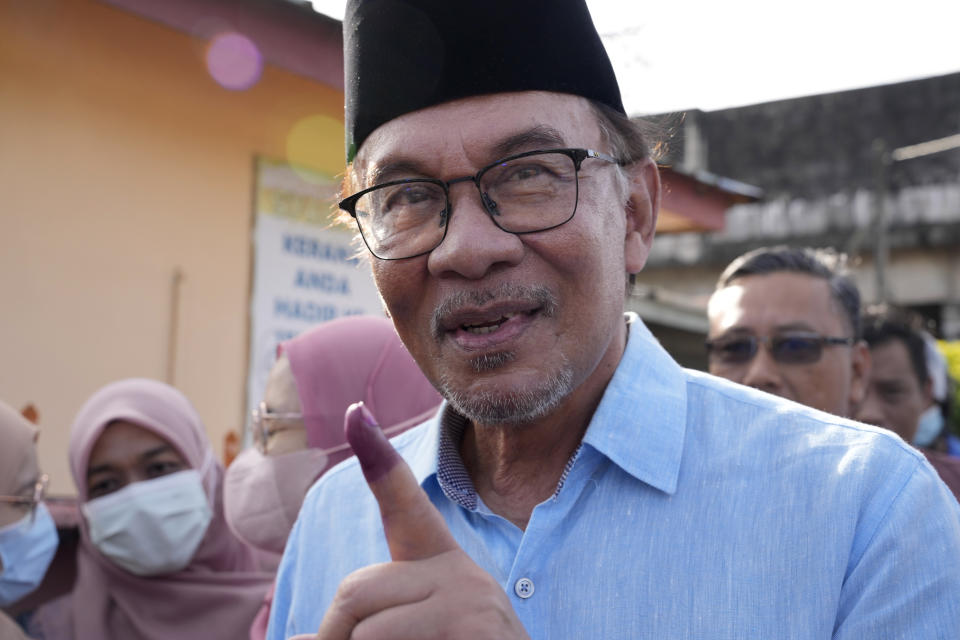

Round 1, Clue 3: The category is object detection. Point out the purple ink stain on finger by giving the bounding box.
[345,402,400,483]
[205,32,263,91]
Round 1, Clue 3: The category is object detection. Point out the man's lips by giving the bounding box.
[460,311,521,335]
[446,308,539,350]
[430,283,559,343]
[438,303,540,336]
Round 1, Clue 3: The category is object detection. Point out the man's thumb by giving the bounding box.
[345,402,459,561]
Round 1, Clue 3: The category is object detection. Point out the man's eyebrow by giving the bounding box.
[489,126,567,159]
[368,159,432,186]
[364,126,568,187]
[773,323,820,333]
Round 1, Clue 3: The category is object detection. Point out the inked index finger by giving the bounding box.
[345,402,458,561]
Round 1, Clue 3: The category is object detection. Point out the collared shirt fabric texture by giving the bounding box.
[268,317,960,639]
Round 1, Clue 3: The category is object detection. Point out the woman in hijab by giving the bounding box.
[0,401,56,640]
[223,315,442,640]
[60,379,273,640]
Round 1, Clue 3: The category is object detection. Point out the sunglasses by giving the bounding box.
[705,332,855,365]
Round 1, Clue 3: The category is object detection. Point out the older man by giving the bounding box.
[707,245,871,417]
[268,2,960,638]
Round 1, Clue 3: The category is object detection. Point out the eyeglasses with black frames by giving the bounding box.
[0,473,49,524]
[338,148,620,260]
[251,401,304,454]
[705,331,855,366]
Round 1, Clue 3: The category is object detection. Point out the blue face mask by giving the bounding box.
[0,503,58,606]
[913,406,944,448]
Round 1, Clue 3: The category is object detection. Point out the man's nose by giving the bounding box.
[854,389,886,429]
[740,344,784,396]
[426,183,524,280]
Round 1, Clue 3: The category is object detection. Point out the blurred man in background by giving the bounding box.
[707,245,870,418]
[857,305,960,500]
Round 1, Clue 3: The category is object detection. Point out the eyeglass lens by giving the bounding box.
[709,334,826,365]
[252,403,303,452]
[352,151,580,259]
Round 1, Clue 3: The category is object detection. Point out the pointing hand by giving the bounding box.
[307,402,530,640]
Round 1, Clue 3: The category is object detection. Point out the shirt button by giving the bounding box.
[514,577,535,599]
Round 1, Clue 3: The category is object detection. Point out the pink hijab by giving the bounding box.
[281,314,442,474]
[64,379,272,640]
[244,316,440,640]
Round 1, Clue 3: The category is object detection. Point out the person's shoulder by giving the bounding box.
[922,448,960,501]
[682,367,926,471]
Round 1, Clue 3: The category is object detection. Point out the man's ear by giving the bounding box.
[623,158,660,275]
[848,340,872,413]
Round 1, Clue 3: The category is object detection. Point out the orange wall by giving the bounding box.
[0,0,345,493]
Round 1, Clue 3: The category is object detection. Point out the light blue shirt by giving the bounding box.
[269,317,960,639]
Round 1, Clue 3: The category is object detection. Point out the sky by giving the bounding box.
[306,0,960,115]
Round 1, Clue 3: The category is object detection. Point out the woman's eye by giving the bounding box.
[146,460,184,478]
[88,478,120,499]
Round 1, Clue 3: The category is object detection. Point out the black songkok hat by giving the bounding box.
[343,0,625,161]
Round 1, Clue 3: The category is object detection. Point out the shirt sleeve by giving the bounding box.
[833,455,960,638]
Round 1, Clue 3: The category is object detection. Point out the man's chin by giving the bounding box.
[468,350,516,373]
[438,366,574,426]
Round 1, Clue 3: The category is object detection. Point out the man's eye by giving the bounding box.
[878,385,906,402]
[505,164,546,182]
[384,184,442,210]
[720,339,753,354]
[777,337,818,353]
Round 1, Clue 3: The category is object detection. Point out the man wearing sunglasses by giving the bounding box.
[268,2,960,639]
[707,245,872,418]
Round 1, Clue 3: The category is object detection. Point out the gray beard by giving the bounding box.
[430,282,570,424]
[436,352,575,426]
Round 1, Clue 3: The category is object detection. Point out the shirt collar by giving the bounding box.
[408,313,688,501]
[582,314,687,495]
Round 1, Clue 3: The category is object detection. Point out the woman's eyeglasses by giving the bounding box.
[706,331,855,366]
[251,401,304,453]
[0,473,49,523]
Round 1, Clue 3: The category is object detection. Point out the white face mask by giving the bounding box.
[913,405,944,448]
[223,446,331,555]
[82,469,212,576]
[0,503,58,606]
